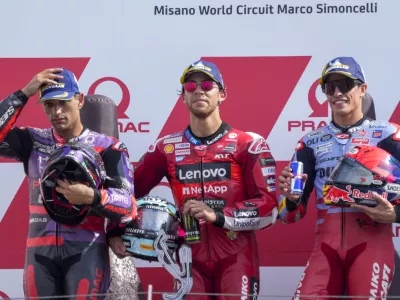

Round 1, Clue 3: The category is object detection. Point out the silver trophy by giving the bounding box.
[154,230,193,300]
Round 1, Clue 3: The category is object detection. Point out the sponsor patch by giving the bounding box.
[175,149,190,155]
[163,137,182,144]
[316,142,333,155]
[372,130,383,138]
[351,138,370,145]
[262,167,275,176]
[164,144,174,154]
[175,143,190,149]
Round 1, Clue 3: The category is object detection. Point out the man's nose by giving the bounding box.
[333,86,342,97]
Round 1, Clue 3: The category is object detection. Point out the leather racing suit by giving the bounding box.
[0,90,136,299]
[278,117,400,299]
[134,122,278,300]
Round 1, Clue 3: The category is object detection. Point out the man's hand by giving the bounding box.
[278,165,308,202]
[56,179,95,206]
[351,192,396,224]
[21,68,64,98]
[183,200,216,223]
[108,236,132,258]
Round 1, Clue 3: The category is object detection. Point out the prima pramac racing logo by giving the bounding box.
[88,77,150,133]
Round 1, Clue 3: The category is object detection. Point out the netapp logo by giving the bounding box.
[176,162,231,183]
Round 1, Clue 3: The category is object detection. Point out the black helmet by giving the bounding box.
[40,142,106,226]
[122,196,180,262]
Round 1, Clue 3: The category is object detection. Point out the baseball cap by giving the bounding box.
[319,57,366,85]
[37,68,80,103]
[180,60,224,88]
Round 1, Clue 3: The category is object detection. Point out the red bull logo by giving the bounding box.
[325,185,388,205]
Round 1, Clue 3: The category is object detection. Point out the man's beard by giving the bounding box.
[188,102,218,119]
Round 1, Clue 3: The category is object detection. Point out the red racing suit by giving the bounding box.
[0,90,136,299]
[134,122,278,300]
[278,117,400,299]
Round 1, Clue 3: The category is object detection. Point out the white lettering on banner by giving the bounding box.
[288,121,328,132]
[182,185,227,195]
[262,167,275,176]
[241,275,248,300]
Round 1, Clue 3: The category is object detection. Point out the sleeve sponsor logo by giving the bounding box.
[233,208,259,218]
[248,138,270,154]
[259,158,275,166]
[265,176,276,186]
[0,106,15,127]
[262,167,275,176]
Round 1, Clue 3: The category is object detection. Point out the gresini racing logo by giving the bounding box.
[175,162,231,184]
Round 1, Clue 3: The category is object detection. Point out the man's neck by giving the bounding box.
[56,123,84,141]
[189,113,223,137]
[332,110,364,127]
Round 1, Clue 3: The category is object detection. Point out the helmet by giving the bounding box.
[324,145,400,207]
[40,142,106,226]
[122,196,180,262]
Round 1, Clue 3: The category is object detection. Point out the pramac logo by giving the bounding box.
[88,77,150,133]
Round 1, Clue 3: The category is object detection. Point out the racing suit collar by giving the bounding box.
[185,121,232,145]
[330,115,368,133]
[52,127,90,144]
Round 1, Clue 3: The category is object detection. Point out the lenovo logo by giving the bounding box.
[175,162,231,184]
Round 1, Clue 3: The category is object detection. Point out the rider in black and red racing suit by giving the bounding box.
[134,122,278,300]
[0,90,136,299]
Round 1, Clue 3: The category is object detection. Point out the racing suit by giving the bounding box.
[278,116,400,299]
[0,90,136,299]
[134,122,278,300]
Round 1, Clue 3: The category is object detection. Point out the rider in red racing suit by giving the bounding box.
[133,60,278,300]
[278,57,400,299]
[135,122,278,299]
[0,69,136,299]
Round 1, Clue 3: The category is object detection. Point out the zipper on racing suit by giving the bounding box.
[56,222,60,256]
[199,157,212,261]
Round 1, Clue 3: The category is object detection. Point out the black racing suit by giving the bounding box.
[0,90,136,299]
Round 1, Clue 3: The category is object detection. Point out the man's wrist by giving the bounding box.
[395,205,400,223]
[89,188,101,207]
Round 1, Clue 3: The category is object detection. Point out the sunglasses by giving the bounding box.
[183,81,217,92]
[322,78,362,96]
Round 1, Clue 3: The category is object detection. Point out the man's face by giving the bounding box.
[182,72,225,119]
[323,73,367,117]
[42,94,83,132]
